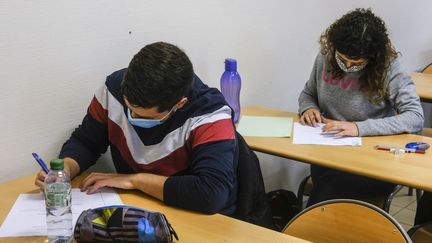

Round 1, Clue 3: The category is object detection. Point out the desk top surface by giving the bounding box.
[0,174,308,243]
[243,105,432,191]
[412,72,432,101]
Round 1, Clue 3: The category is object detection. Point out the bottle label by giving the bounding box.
[45,183,71,207]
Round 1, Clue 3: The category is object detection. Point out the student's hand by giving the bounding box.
[34,170,47,190]
[80,173,136,194]
[322,118,359,137]
[300,108,322,127]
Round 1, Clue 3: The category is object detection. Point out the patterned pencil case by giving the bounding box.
[74,205,178,242]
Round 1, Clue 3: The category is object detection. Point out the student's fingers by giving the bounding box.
[34,171,46,189]
[304,113,312,126]
[312,110,322,124]
[35,178,44,189]
[334,130,348,137]
[310,113,317,127]
[322,122,341,132]
[80,173,114,191]
[299,114,306,125]
[80,173,104,191]
[86,180,108,194]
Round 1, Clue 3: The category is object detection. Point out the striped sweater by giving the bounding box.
[60,69,238,214]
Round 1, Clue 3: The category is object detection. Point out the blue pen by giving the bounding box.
[32,152,49,173]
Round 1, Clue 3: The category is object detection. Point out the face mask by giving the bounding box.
[335,54,367,73]
[127,106,176,128]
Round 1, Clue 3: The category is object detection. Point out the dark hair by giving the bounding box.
[121,42,194,112]
[319,8,397,103]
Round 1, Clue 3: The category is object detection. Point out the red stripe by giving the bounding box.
[190,118,235,148]
[89,96,108,123]
[107,120,191,176]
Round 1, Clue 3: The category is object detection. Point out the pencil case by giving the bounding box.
[74,205,178,242]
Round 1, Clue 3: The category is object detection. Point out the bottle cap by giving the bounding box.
[225,58,237,72]
[50,158,64,170]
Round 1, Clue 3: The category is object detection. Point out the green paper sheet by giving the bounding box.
[237,115,293,137]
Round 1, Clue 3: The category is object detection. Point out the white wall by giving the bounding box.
[1,1,431,193]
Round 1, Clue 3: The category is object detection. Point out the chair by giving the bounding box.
[408,222,432,243]
[231,131,274,230]
[283,199,412,243]
[297,175,402,212]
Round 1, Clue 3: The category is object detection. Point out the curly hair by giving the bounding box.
[319,8,397,103]
[121,42,194,112]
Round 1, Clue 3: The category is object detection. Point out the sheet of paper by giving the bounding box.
[293,122,362,146]
[0,188,123,237]
[237,115,293,137]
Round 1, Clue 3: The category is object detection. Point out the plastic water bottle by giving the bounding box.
[44,158,72,243]
[220,58,241,124]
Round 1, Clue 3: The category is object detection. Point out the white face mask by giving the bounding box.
[335,54,368,73]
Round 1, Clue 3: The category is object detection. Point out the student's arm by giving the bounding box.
[79,172,167,201]
[163,120,237,214]
[298,54,322,115]
[355,59,424,136]
[59,108,109,173]
[298,54,326,126]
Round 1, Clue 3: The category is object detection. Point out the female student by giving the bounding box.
[298,8,424,206]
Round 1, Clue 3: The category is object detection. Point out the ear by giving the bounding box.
[176,97,188,109]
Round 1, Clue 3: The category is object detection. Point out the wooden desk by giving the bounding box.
[0,174,308,243]
[243,105,432,191]
[411,72,432,102]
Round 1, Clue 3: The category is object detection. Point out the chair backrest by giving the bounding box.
[422,63,432,74]
[283,199,412,243]
[408,221,432,243]
[231,131,274,229]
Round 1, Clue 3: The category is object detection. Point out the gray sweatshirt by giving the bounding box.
[298,53,424,136]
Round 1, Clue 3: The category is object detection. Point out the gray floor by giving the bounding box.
[390,186,418,231]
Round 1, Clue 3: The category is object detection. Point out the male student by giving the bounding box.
[35,42,238,215]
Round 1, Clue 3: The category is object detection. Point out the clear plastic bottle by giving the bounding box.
[220,58,242,124]
[44,158,72,243]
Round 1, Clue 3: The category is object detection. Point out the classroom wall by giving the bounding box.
[1,1,431,192]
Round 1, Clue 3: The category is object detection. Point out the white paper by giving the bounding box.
[0,188,123,237]
[293,122,362,146]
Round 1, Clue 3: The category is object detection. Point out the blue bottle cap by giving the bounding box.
[225,58,237,72]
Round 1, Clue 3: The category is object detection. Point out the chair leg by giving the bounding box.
[297,176,310,210]
[383,185,404,213]
[416,189,423,206]
[408,187,414,196]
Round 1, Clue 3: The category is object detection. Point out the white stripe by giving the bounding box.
[94,84,232,164]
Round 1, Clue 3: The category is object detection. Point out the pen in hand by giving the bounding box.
[32,152,49,174]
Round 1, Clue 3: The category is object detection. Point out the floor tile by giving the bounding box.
[406,200,418,211]
[399,223,412,232]
[393,208,416,225]
[390,205,403,216]
[391,194,417,208]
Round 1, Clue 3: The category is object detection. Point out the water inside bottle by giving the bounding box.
[45,182,72,243]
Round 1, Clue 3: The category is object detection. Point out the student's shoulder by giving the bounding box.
[105,68,127,86]
[103,68,127,99]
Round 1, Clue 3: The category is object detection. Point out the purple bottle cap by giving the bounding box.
[225,58,237,72]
